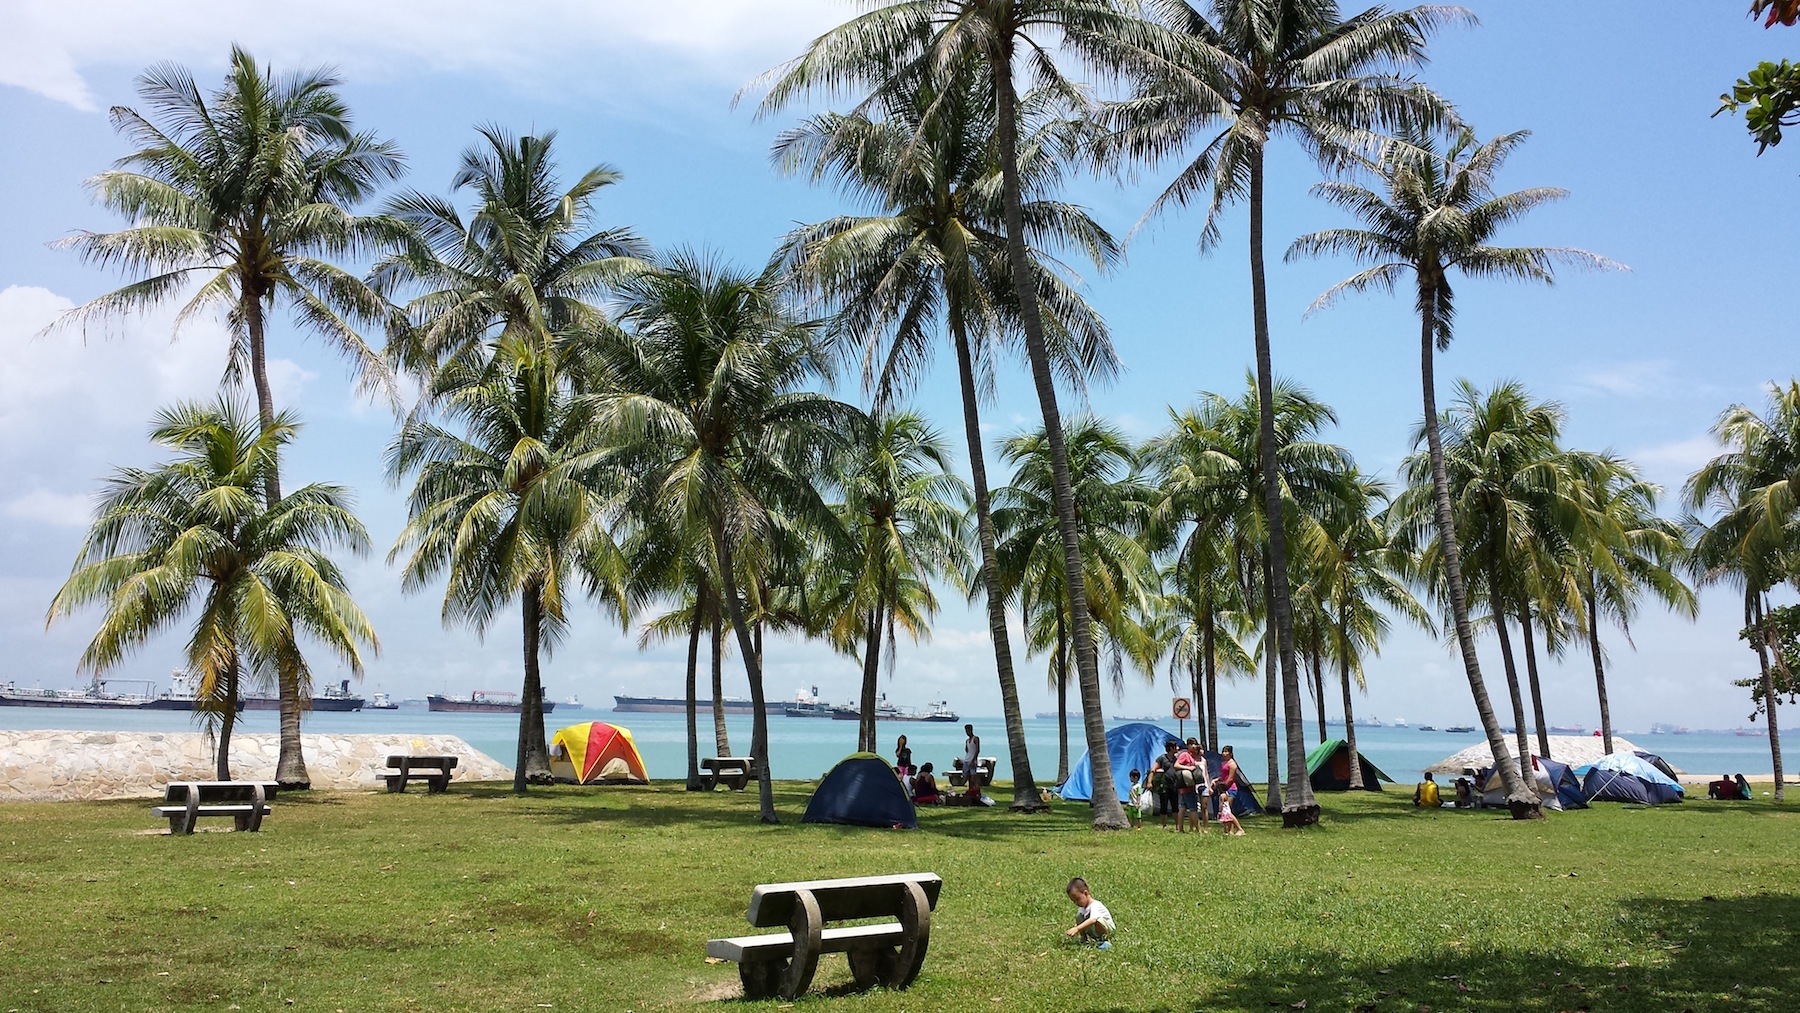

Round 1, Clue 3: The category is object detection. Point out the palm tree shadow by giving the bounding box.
[1184,893,1799,1012]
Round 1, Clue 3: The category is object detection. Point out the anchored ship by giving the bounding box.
[784,687,834,718]
[612,694,771,714]
[428,690,555,714]
[243,679,365,712]
[830,694,958,722]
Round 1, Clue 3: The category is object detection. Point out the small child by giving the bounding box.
[1218,784,1246,836]
[1064,877,1114,948]
[1126,769,1144,828]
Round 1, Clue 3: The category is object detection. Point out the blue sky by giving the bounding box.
[1,1,1795,731]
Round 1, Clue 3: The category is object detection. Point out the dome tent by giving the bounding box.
[1303,738,1390,791]
[1582,751,1684,805]
[1058,722,1180,804]
[804,753,917,829]
[549,721,649,784]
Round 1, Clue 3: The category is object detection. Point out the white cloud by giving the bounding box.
[2,488,93,527]
[0,0,847,112]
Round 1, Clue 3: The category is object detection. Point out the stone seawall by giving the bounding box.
[0,730,512,801]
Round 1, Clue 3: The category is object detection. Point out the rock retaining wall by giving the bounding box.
[0,730,511,801]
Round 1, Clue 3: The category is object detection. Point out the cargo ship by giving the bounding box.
[367,692,398,710]
[2,670,240,712]
[784,687,834,718]
[244,679,365,712]
[830,695,959,722]
[428,690,554,714]
[612,694,770,714]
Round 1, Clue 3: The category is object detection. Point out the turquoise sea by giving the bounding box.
[0,705,1780,784]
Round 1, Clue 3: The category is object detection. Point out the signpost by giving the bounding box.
[1173,697,1191,738]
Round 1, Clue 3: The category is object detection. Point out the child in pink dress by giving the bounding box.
[1217,784,1247,836]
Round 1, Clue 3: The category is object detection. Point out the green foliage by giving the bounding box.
[1717,59,1800,153]
[3,786,1797,1011]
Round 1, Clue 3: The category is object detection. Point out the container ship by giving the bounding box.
[428,690,555,714]
[613,694,770,714]
[243,679,365,712]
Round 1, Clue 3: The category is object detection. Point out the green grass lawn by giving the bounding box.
[2,782,1795,1012]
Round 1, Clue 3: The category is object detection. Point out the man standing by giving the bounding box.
[962,723,982,800]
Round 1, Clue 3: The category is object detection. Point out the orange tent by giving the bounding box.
[549,721,649,784]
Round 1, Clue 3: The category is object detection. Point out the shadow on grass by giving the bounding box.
[1171,892,1799,1013]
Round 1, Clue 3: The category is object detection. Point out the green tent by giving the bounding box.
[1303,738,1390,792]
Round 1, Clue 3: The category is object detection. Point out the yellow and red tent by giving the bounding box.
[549,721,649,784]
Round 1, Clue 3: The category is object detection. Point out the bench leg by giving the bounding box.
[386,776,406,793]
[428,775,449,794]
[779,889,822,1000]
[739,959,781,1000]
[243,784,266,832]
[847,946,892,990]
[887,878,932,989]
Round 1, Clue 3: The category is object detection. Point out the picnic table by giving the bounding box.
[700,756,754,791]
[706,872,942,1000]
[152,781,279,834]
[948,756,997,788]
[383,754,457,793]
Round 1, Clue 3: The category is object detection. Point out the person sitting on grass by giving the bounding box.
[1736,773,1753,800]
[1063,877,1113,949]
[1414,772,1442,808]
[912,762,940,805]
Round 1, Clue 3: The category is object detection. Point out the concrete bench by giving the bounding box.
[383,754,457,793]
[699,756,753,791]
[153,781,278,834]
[707,872,942,1000]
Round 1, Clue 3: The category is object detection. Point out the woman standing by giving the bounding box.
[893,734,914,777]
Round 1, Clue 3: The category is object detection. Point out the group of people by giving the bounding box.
[1127,738,1248,836]
[890,725,986,806]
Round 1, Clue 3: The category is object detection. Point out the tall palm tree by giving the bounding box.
[1392,380,1575,770]
[387,343,629,792]
[828,412,971,752]
[1109,0,1464,824]
[1288,127,1617,815]
[601,251,860,823]
[1565,452,1695,755]
[1686,381,1800,800]
[372,127,647,381]
[759,0,1170,830]
[48,400,377,780]
[60,47,403,788]
[993,417,1159,780]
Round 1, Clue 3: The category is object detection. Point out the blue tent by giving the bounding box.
[1201,749,1265,817]
[1534,756,1588,811]
[1059,722,1180,804]
[1582,751,1684,805]
[804,753,918,828]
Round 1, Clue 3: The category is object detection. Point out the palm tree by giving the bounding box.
[372,127,646,381]
[601,251,860,823]
[773,74,1119,811]
[829,412,971,752]
[759,0,1170,830]
[993,417,1159,781]
[1391,380,1575,770]
[1313,470,1431,786]
[387,343,629,792]
[48,399,378,780]
[1686,381,1800,801]
[1288,127,1617,815]
[1565,452,1695,755]
[59,47,403,788]
[1108,0,1464,824]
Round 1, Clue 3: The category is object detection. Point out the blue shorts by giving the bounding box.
[1178,792,1199,811]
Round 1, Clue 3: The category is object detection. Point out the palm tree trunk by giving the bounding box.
[685,607,703,791]
[860,603,884,754]
[1311,647,1328,744]
[1517,598,1552,759]
[992,51,1122,830]
[1417,275,1535,815]
[1488,559,1534,776]
[1751,591,1786,801]
[215,655,240,781]
[514,583,552,792]
[1585,586,1615,755]
[1340,632,1363,790]
[710,605,730,756]
[1263,618,1282,813]
[1192,644,1206,751]
[1205,616,1219,749]
[1247,147,1315,825]
[949,316,1044,812]
[1056,611,1070,784]
[715,522,777,823]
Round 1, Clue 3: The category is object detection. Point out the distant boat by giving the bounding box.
[831,694,958,722]
[1445,725,1475,734]
[1735,727,1769,738]
[429,690,554,714]
[367,692,398,711]
[1363,715,1385,728]
[612,694,768,714]
[1649,722,1690,735]
[1418,725,1437,732]
[244,678,363,712]
[1548,724,1585,735]
[560,695,585,711]
[784,686,834,718]
[1392,717,1409,728]
[1225,719,1253,728]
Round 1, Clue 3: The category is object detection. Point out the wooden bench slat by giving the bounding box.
[705,923,906,961]
[748,873,943,927]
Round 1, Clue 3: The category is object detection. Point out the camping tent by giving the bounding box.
[1425,735,1642,776]
[1633,750,1683,781]
[1058,722,1181,804]
[1534,756,1588,811]
[1582,751,1684,805]
[549,721,649,784]
[803,753,917,829]
[1303,738,1390,791]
